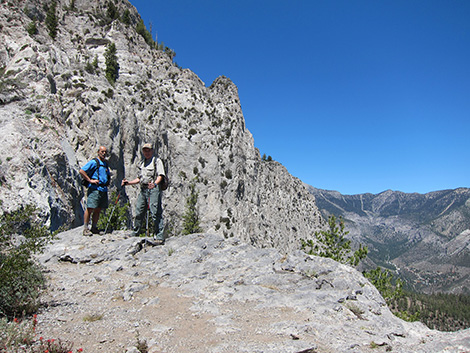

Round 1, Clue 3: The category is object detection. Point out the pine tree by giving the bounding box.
[121,9,131,25]
[182,183,202,235]
[104,42,119,84]
[301,214,368,266]
[45,0,58,39]
[106,0,119,21]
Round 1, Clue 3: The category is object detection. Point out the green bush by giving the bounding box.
[0,253,45,319]
[84,61,95,74]
[84,56,99,74]
[363,267,403,304]
[0,315,84,352]
[97,190,130,232]
[106,0,119,21]
[0,205,54,318]
[301,215,368,267]
[182,183,202,235]
[27,21,37,35]
[136,19,154,47]
[104,42,119,84]
[121,9,131,25]
[45,0,58,39]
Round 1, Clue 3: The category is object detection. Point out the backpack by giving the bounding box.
[160,174,169,191]
[155,157,169,191]
[81,158,110,187]
[143,156,169,191]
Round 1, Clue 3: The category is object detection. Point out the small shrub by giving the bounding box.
[84,62,93,74]
[92,56,99,72]
[97,190,130,232]
[27,21,37,35]
[83,313,103,322]
[363,267,403,305]
[106,0,119,21]
[0,253,45,318]
[45,0,58,39]
[136,19,154,47]
[102,88,114,99]
[0,205,54,318]
[0,316,84,352]
[182,183,202,235]
[346,302,365,319]
[121,9,131,25]
[0,316,36,348]
[104,42,119,84]
[135,331,148,353]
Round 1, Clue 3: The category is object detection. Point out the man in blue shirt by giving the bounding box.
[79,146,110,236]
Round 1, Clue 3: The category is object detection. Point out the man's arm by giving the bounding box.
[154,175,163,186]
[79,168,99,185]
[121,177,140,186]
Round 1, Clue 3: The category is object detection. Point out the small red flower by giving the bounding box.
[78,349,83,352]
[13,318,18,323]
[40,337,44,341]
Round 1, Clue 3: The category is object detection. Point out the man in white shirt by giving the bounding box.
[121,143,166,244]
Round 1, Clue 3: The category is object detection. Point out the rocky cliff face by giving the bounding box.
[308,187,470,294]
[0,0,322,253]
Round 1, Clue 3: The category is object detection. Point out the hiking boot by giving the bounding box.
[153,238,165,246]
[83,228,92,236]
[91,227,103,235]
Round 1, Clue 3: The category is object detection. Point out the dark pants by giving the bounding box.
[133,186,164,240]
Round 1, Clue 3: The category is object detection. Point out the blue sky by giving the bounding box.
[129,0,469,195]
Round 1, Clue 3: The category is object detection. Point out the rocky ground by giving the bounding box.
[34,229,470,353]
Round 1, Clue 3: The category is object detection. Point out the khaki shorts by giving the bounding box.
[86,189,108,209]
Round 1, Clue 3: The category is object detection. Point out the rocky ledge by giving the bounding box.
[35,229,470,352]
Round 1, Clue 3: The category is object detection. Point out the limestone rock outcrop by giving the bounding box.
[0,0,322,253]
[35,229,470,352]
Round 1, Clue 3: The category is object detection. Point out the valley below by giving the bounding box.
[308,187,470,295]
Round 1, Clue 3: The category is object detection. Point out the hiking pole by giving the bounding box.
[104,188,122,234]
[146,192,150,237]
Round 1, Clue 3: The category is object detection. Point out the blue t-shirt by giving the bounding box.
[82,158,110,192]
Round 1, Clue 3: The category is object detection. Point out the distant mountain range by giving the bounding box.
[307,187,470,294]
